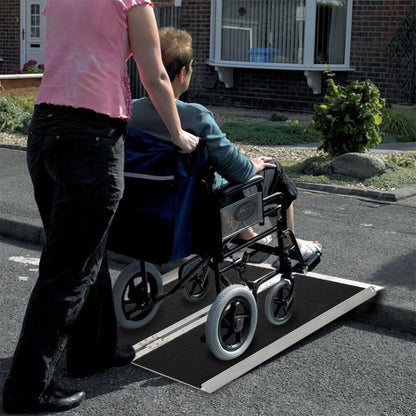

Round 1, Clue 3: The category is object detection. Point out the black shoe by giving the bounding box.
[68,345,135,378]
[3,381,85,414]
[112,345,136,367]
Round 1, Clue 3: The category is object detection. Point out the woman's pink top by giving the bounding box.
[36,0,153,119]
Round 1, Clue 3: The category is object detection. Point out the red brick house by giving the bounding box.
[1,0,415,112]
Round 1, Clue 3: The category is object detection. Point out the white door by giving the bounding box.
[21,0,46,69]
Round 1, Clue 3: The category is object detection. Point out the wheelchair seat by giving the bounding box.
[108,129,211,263]
[107,130,277,265]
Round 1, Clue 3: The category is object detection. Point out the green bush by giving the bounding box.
[381,107,416,142]
[269,113,288,122]
[0,95,33,134]
[310,75,385,156]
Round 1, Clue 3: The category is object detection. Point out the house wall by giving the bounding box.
[1,0,413,111]
[350,0,415,106]
[0,1,21,74]
[177,0,415,111]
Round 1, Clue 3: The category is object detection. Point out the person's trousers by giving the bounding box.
[4,104,125,400]
[243,159,298,210]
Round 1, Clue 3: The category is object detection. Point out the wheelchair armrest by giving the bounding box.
[263,191,286,206]
[218,175,264,198]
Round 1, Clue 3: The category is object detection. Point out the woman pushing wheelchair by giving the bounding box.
[128,27,322,262]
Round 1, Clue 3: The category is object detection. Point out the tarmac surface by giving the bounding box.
[0,143,415,337]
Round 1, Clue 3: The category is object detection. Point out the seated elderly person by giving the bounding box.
[128,27,322,261]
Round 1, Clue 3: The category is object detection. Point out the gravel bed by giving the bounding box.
[0,132,27,148]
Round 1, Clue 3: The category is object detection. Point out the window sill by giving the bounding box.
[206,60,354,94]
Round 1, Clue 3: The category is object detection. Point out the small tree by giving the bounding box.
[311,75,385,156]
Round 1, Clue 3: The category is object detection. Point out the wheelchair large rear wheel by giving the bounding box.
[180,257,210,303]
[205,284,258,360]
[113,261,163,329]
[264,279,295,325]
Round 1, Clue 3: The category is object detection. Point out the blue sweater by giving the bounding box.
[128,98,256,189]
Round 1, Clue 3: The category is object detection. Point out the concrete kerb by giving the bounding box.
[295,181,416,202]
[2,179,415,248]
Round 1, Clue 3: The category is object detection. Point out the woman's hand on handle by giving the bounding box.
[172,130,200,153]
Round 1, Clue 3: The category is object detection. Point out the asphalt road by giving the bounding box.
[1,237,415,416]
[1,146,415,414]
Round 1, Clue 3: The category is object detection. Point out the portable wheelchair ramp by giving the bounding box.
[118,265,382,393]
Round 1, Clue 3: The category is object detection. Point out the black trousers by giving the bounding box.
[259,159,298,207]
[243,160,298,209]
[4,104,125,400]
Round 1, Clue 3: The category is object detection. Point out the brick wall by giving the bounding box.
[348,0,415,105]
[180,0,415,112]
[0,1,20,74]
[2,0,413,110]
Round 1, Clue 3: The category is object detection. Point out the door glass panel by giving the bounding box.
[30,4,41,38]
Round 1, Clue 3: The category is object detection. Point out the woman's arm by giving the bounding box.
[127,5,198,153]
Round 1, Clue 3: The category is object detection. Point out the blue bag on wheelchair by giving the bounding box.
[108,129,211,263]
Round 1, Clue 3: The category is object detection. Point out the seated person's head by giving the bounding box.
[159,27,195,96]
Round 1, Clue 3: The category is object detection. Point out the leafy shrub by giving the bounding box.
[310,75,385,156]
[385,153,416,169]
[269,113,288,122]
[8,93,36,114]
[0,95,33,133]
[381,107,416,142]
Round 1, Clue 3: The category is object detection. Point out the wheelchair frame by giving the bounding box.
[112,175,321,360]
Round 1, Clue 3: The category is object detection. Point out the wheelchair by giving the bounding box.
[108,134,321,361]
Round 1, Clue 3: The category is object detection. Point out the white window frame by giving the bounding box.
[208,0,354,93]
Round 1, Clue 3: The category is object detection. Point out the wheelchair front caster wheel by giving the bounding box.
[180,257,209,303]
[264,279,295,326]
[113,261,163,329]
[205,284,258,360]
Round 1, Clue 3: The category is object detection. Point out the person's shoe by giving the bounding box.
[68,345,135,377]
[3,381,85,414]
[112,344,136,367]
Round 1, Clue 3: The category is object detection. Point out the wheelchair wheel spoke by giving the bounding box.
[182,261,210,302]
[206,285,258,360]
[219,298,252,349]
[265,280,295,325]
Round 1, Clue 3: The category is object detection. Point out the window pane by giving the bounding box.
[30,4,41,38]
[221,0,305,64]
[314,0,347,64]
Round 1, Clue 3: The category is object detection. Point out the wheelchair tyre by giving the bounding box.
[113,261,163,330]
[206,284,258,361]
[181,259,210,303]
[264,279,295,326]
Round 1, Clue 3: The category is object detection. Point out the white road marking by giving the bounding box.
[9,256,39,266]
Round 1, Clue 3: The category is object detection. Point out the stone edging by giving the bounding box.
[295,181,416,202]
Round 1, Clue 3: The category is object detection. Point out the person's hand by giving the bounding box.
[250,157,276,173]
[173,130,200,153]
